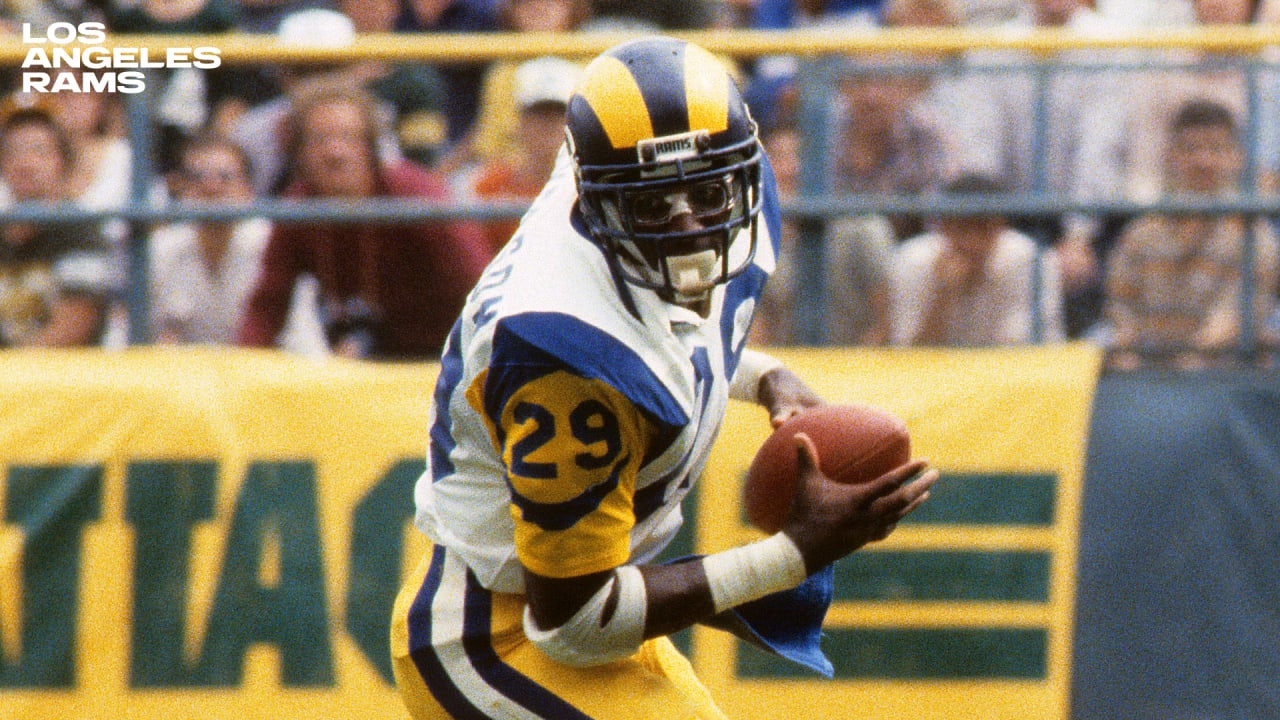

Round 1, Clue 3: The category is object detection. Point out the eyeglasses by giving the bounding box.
[627,176,734,227]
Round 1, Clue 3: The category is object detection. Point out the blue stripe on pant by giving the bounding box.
[407,545,595,719]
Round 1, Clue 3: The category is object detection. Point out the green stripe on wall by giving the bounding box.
[834,550,1051,602]
[737,628,1048,679]
[903,473,1058,526]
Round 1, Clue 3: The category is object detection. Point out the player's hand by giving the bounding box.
[781,433,937,575]
[757,366,823,428]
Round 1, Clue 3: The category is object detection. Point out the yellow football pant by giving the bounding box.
[391,543,728,720]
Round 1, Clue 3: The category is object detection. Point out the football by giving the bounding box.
[744,404,912,533]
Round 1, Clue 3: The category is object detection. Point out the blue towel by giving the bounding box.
[665,557,836,677]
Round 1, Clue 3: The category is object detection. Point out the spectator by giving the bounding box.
[883,0,962,27]
[0,109,117,347]
[831,50,960,241]
[106,0,245,173]
[0,0,105,32]
[754,122,895,346]
[394,0,502,148]
[29,68,130,212]
[1258,0,1280,190]
[587,0,718,30]
[230,7,365,194]
[109,0,267,172]
[752,0,885,28]
[741,0,885,129]
[149,133,326,350]
[1095,0,1195,25]
[1122,0,1265,202]
[6,69,139,347]
[453,0,590,175]
[1104,0,1272,349]
[0,69,131,231]
[236,88,489,360]
[234,0,335,33]
[466,56,581,257]
[751,122,803,346]
[890,173,1066,346]
[1104,99,1280,370]
[949,0,1023,25]
[335,0,456,168]
[947,0,1134,334]
[230,8,448,193]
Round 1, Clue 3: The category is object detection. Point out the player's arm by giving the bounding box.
[479,364,657,659]
[524,440,934,664]
[512,367,935,666]
[731,348,823,427]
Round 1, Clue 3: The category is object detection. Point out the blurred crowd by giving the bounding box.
[1,0,1278,370]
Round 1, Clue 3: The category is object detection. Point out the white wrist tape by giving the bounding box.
[522,565,647,668]
[702,533,808,614]
[729,349,785,403]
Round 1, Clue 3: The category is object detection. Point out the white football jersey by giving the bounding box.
[414,147,780,593]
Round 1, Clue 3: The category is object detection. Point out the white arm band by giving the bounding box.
[522,565,647,668]
[729,349,785,404]
[702,533,808,614]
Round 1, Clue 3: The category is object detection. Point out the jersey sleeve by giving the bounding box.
[467,310,693,578]
[465,351,660,579]
[467,362,655,579]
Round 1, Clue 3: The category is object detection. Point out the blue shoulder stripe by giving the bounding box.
[758,150,783,259]
[428,321,465,482]
[722,263,767,380]
[489,312,689,430]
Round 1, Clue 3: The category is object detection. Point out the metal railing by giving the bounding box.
[2,27,1278,352]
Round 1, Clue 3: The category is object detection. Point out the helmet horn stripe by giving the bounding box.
[682,44,730,134]
[577,56,654,150]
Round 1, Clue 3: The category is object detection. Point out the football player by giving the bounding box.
[390,36,938,719]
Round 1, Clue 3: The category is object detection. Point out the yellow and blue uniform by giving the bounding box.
[389,142,781,719]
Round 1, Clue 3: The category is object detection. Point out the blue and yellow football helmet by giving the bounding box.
[565,37,762,304]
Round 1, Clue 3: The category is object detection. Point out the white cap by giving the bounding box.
[512,57,583,111]
[276,8,357,48]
